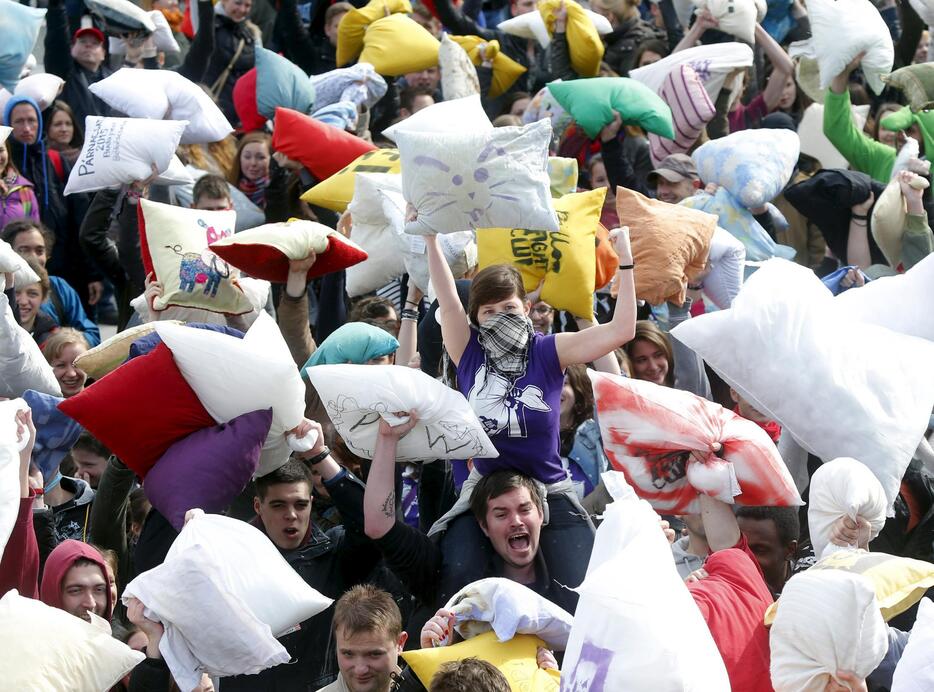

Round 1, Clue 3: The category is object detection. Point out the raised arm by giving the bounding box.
[698,485,741,553]
[755,23,794,111]
[277,254,318,367]
[396,284,422,368]
[42,0,73,80]
[433,0,495,40]
[0,408,40,599]
[426,234,471,365]
[364,413,419,540]
[847,191,874,269]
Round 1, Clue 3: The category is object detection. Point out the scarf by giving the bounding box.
[238,175,268,208]
[160,7,185,32]
[733,405,782,443]
[477,311,534,380]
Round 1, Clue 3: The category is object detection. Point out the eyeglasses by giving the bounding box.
[531,305,554,315]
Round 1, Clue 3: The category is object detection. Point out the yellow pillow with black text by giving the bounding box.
[302,148,402,212]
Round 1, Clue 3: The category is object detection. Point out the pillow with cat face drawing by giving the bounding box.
[396,118,558,235]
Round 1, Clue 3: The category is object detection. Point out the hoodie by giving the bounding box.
[39,539,113,619]
[50,476,96,544]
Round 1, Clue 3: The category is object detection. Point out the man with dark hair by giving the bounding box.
[429,658,510,692]
[735,505,800,596]
[192,174,234,212]
[70,432,111,489]
[398,86,435,120]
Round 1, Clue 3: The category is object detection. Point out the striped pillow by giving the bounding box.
[649,65,716,166]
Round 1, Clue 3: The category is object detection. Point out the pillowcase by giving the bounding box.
[58,342,216,478]
[616,186,716,306]
[233,68,266,132]
[498,11,552,48]
[539,0,604,77]
[144,409,272,530]
[0,590,145,690]
[589,372,802,513]
[13,73,63,111]
[870,178,908,268]
[0,399,27,560]
[477,187,606,319]
[301,148,402,213]
[882,62,934,112]
[109,9,180,55]
[440,34,481,101]
[891,597,934,691]
[695,0,766,44]
[648,64,716,166]
[74,322,181,380]
[154,313,307,477]
[692,128,800,209]
[909,0,934,25]
[345,171,407,296]
[0,292,61,398]
[336,0,413,67]
[798,102,872,169]
[272,107,376,181]
[209,218,368,283]
[547,156,578,197]
[64,117,187,195]
[769,570,887,692]
[304,322,399,367]
[0,238,40,288]
[594,223,618,290]
[127,324,244,362]
[671,258,934,513]
[546,77,674,140]
[255,46,316,120]
[629,42,754,101]
[138,199,253,315]
[0,0,45,92]
[304,364,498,461]
[310,63,388,110]
[358,14,440,77]
[21,389,84,478]
[382,94,492,143]
[451,36,525,98]
[396,118,558,235]
[702,226,746,309]
[85,0,156,32]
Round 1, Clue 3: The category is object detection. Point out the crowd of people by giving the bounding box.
[2,0,934,689]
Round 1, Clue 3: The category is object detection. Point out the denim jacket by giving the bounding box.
[565,419,609,494]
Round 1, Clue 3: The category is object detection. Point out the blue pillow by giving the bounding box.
[22,389,84,478]
[0,0,45,91]
[127,323,245,362]
[303,321,398,369]
[256,47,316,120]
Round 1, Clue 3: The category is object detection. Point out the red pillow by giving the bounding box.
[233,69,266,133]
[271,107,376,181]
[58,343,216,478]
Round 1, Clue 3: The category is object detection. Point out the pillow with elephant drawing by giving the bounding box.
[138,199,253,315]
[395,118,559,235]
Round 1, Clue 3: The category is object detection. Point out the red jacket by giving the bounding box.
[0,494,39,599]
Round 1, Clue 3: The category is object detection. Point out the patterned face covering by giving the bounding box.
[477,311,534,379]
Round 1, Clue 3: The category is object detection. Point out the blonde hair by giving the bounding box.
[42,327,89,364]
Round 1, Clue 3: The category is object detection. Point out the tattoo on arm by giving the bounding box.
[381,491,395,519]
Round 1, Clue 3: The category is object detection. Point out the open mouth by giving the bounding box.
[507,532,530,552]
[283,527,299,538]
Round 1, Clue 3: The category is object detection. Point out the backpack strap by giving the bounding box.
[47,148,65,183]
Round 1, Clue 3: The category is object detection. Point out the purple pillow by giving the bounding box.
[144,408,273,530]
[127,323,245,362]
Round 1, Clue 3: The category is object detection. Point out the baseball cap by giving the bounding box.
[73,27,105,44]
[647,154,698,186]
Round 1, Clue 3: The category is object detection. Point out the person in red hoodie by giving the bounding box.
[39,539,113,622]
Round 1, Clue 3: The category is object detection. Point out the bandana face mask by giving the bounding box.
[477,311,534,379]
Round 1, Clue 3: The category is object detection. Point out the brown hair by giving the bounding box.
[332,584,403,639]
[624,320,675,387]
[1,218,55,254]
[228,132,271,185]
[47,100,84,148]
[562,364,595,433]
[467,264,527,326]
[469,470,544,529]
[430,658,510,692]
[21,256,50,299]
[325,1,353,24]
[192,174,232,206]
[42,327,89,364]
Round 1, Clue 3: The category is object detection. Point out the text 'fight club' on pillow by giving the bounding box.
[138,199,253,315]
[272,107,376,181]
[396,118,558,234]
[64,117,187,195]
[477,187,606,319]
[301,148,402,212]
[305,364,498,461]
[209,218,367,283]
[358,14,440,77]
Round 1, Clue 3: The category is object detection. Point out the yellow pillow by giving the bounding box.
[75,322,183,381]
[477,187,606,319]
[401,632,560,691]
[539,0,604,78]
[547,156,578,197]
[358,14,440,77]
[301,148,402,212]
[336,0,412,67]
[764,549,934,625]
[450,36,527,98]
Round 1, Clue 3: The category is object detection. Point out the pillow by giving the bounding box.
[440,34,481,101]
[546,78,674,140]
[769,570,887,692]
[58,342,216,478]
[304,364,498,461]
[64,117,187,195]
[648,65,716,166]
[255,47,316,120]
[174,164,266,232]
[629,42,754,101]
[891,597,934,691]
[154,155,195,188]
[127,324,244,362]
[702,226,746,309]
[301,148,402,213]
[808,457,887,562]
[616,186,717,306]
[209,218,368,283]
[13,73,63,110]
[382,94,492,143]
[594,223,618,290]
[882,62,934,112]
[477,187,606,319]
[909,0,934,24]
[795,55,825,104]
[547,156,578,197]
[358,14,440,77]
[692,128,800,209]
[144,409,272,531]
[404,230,478,301]
[109,9,181,55]
[0,399,27,560]
[589,372,802,513]
[0,590,145,690]
[304,322,399,367]
[233,68,266,132]
[154,313,307,477]
[0,0,45,92]
[310,63,388,110]
[539,0,604,77]
[797,102,872,169]
[870,178,908,268]
[0,238,40,288]
[402,632,559,691]
[21,389,84,478]
[695,0,766,44]
[345,172,407,296]
[451,36,526,98]
[396,118,558,235]
[498,11,553,48]
[85,0,156,32]
[793,0,893,95]
[138,199,253,315]
[522,85,573,138]
[272,107,376,181]
[671,259,934,513]
[0,292,61,398]
[74,322,181,381]
[562,473,731,690]
[336,0,413,67]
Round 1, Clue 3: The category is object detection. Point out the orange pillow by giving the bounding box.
[271,107,376,182]
[594,223,618,290]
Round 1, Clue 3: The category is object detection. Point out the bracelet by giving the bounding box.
[400,308,418,321]
[851,212,869,220]
[404,299,419,307]
[851,219,868,225]
[618,263,634,271]
[304,446,331,466]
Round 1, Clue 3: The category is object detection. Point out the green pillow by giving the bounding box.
[882,63,934,112]
[546,77,674,140]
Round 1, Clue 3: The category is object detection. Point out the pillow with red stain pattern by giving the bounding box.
[271,107,376,181]
[588,371,802,514]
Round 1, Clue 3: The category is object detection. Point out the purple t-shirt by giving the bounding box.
[457,330,567,484]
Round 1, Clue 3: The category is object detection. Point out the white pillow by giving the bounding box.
[346,172,407,297]
[13,73,63,110]
[382,94,492,143]
[85,0,157,32]
[304,364,498,461]
[0,292,62,398]
[310,62,388,110]
[497,11,553,48]
[790,0,894,94]
[0,590,145,690]
[0,238,40,289]
[770,570,888,692]
[109,10,181,55]
[562,472,731,690]
[439,34,480,102]
[908,0,934,26]
[64,117,187,195]
[404,229,477,302]
[694,0,766,44]
[892,597,934,691]
[629,42,754,101]
[397,118,558,235]
[0,399,27,561]
[671,259,934,513]
[798,102,872,170]
[154,313,306,477]
[702,226,745,309]
[153,155,194,187]
[0,124,9,146]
